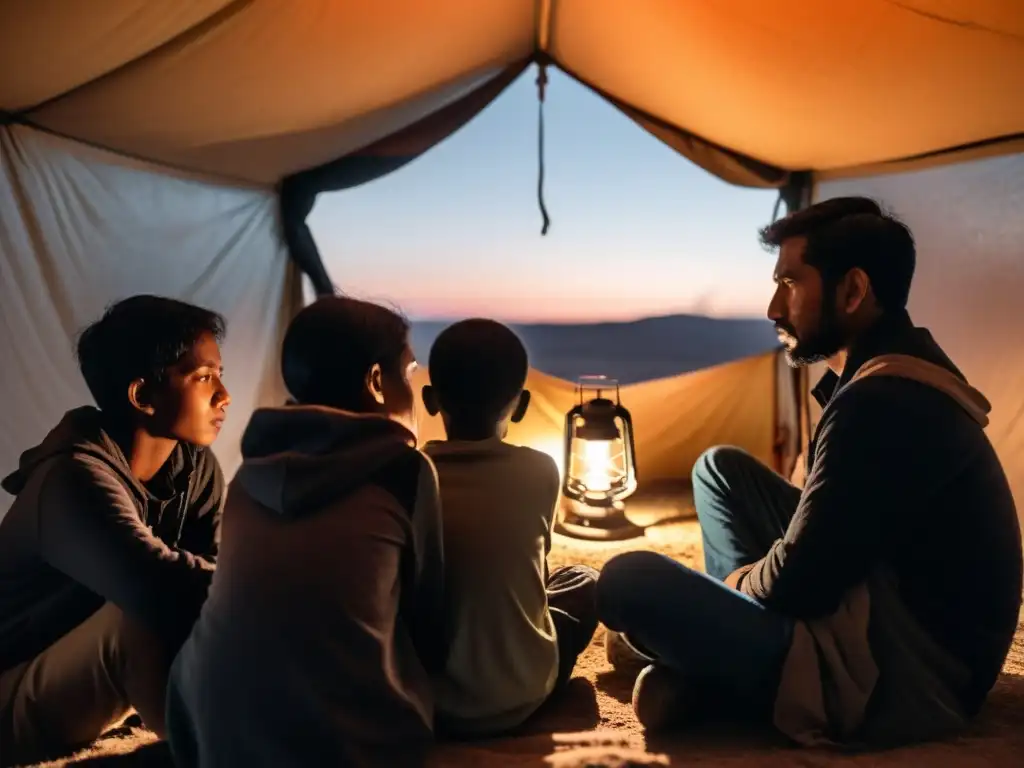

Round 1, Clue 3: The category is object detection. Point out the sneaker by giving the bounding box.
[604,629,655,672]
[632,664,691,732]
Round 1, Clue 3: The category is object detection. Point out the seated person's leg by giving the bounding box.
[597,551,793,728]
[692,446,801,579]
[603,446,801,673]
[0,602,171,765]
[546,564,600,688]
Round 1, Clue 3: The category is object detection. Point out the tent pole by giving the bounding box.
[775,170,813,482]
[780,171,812,215]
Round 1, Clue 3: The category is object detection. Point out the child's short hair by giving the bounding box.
[282,296,410,411]
[76,295,226,419]
[428,319,528,420]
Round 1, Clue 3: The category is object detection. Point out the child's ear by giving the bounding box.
[510,390,531,423]
[127,379,156,417]
[366,363,387,406]
[421,385,440,416]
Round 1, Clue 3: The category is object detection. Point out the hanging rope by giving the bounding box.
[536,61,551,236]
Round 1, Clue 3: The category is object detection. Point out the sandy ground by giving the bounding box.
[20,514,1024,767]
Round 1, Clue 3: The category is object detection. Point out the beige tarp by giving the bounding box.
[815,150,1024,520]
[2,1,1022,184]
[411,350,778,487]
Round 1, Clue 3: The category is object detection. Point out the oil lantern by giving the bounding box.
[556,376,641,541]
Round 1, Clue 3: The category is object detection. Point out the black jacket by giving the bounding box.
[743,311,1022,712]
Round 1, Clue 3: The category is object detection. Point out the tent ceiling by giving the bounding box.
[550,0,1024,172]
[2,0,1022,185]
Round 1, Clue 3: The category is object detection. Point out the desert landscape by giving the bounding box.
[410,314,779,385]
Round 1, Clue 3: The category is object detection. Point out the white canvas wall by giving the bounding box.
[0,125,298,517]
[815,152,1024,512]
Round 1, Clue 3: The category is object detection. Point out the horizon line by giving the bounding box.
[405,309,770,325]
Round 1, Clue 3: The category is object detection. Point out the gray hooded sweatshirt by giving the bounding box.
[166,405,446,768]
[0,406,222,673]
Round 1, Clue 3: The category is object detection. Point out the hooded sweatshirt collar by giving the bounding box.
[1,406,197,501]
[811,311,990,426]
[233,405,417,519]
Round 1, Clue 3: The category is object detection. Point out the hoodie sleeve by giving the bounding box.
[176,448,225,561]
[740,380,928,618]
[36,454,214,642]
[404,452,447,673]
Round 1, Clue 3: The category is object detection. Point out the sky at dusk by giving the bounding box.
[309,68,780,324]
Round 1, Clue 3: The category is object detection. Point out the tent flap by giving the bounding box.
[556,62,791,189]
[279,63,527,297]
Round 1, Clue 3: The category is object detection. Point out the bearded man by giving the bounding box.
[595,196,1021,750]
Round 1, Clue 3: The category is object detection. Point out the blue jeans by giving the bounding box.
[596,446,799,716]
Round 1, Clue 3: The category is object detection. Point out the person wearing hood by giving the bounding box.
[0,295,231,766]
[597,197,1022,749]
[165,295,447,767]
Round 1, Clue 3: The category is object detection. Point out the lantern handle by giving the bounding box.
[575,374,622,405]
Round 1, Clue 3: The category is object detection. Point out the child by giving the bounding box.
[0,295,230,765]
[421,318,599,737]
[165,296,446,767]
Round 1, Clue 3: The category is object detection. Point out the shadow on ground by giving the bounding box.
[20,519,1024,767]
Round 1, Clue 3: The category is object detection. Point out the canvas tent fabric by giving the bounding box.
[411,350,782,486]
[0,124,297,515]
[3,1,1022,182]
[1,1,1022,518]
[813,148,1024,521]
[0,111,788,519]
[2,0,1021,276]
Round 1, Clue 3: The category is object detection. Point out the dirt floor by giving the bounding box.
[20,509,1024,767]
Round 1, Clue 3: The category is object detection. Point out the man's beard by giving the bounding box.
[777,298,847,368]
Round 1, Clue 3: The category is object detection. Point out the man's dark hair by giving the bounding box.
[429,319,528,420]
[759,196,916,311]
[77,295,226,418]
[282,296,410,411]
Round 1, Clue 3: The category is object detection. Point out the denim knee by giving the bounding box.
[691,445,750,488]
[692,446,752,518]
[596,551,674,629]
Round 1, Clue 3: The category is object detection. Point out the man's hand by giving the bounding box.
[723,563,756,591]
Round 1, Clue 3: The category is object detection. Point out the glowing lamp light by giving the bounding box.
[556,376,642,541]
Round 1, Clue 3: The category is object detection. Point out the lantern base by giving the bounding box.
[554,499,645,542]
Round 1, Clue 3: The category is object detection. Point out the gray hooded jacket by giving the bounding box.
[0,406,222,672]
[166,405,446,767]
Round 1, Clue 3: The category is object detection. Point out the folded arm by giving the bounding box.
[739,383,919,618]
[38,455,215,641]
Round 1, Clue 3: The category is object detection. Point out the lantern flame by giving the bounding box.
[582,439,615,492]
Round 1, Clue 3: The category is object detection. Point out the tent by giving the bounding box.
[2,1,1022,520]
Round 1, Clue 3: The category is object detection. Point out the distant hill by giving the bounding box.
[410,314,779,385]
